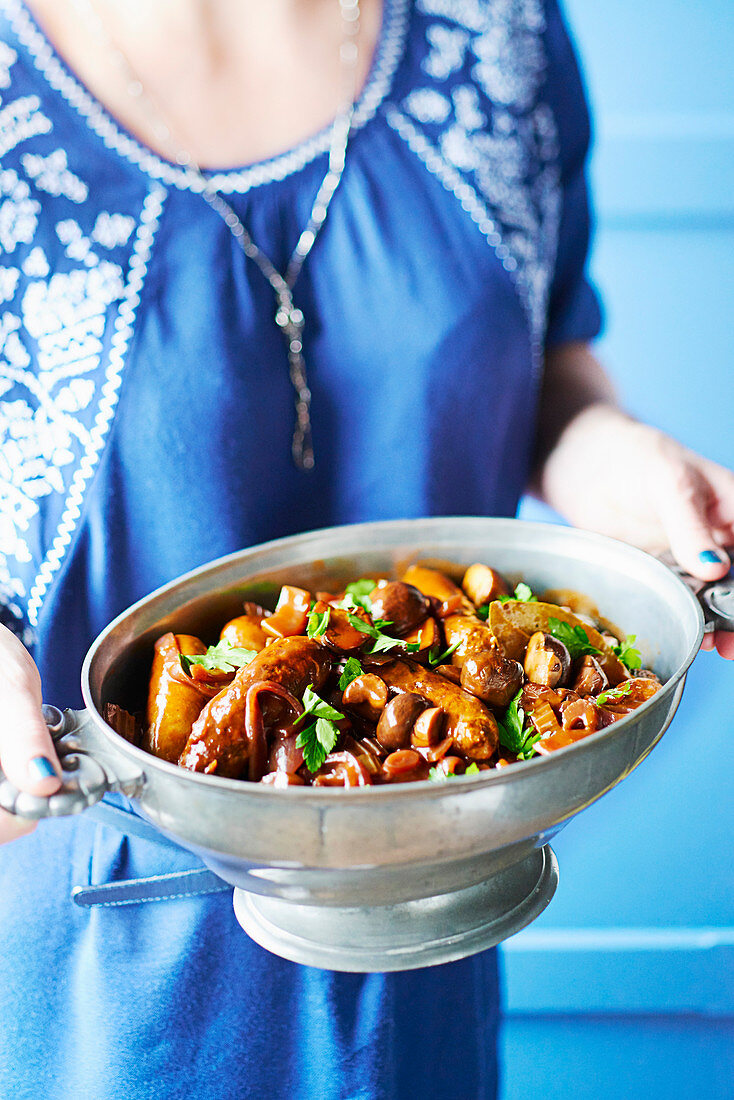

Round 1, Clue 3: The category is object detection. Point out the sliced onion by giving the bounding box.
[245,681,303,782]
[269,733,304,775]
[312,751,372,788]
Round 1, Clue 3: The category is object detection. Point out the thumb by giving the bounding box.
[653,460,731,581]
[0,625,62,799]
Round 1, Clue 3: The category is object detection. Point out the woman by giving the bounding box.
[1,0,732,1097]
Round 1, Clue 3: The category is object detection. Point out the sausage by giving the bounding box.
[145,633,208,763]
[401,565,496,665]
[378,659,499,761]
[178,637,333,776]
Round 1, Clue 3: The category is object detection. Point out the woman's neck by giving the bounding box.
[24,0,382,168]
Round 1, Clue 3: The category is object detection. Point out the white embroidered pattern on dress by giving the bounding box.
[25,187,164,628]
[21,147,88,203]
[385,0,561,358]
[0,45,165,636]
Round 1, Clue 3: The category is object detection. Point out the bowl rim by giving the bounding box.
[81,516,705,800]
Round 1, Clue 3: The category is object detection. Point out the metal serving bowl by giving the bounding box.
[0,518,709,971]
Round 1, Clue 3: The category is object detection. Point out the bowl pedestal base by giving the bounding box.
[232,844,558,972]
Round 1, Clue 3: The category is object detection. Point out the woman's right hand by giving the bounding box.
[0,624,62,844]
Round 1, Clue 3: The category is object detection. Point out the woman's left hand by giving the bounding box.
[539,402,734,660]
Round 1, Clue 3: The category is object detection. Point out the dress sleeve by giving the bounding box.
[543,0,604,349]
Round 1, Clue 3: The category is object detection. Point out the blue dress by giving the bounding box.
[0,1,601,1096]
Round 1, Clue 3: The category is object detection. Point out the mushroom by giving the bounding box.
[632,668,662,684]
[312,601,370,652]
[523,631,571,687]
[312,751,372,787]
[460,651,524,709]
[411,706,446,748]
[342,673,389,721]
[462,563,510,607]
[381,749,426,782]
[572,655,608,697]
[368,581,431,636]
[561,697,602,733]
[521,682,563,710]
[376,692,428,752]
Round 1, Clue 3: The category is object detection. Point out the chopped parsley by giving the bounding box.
[613,635,642,670]
[306,606,330,639]
[478,582,536,614]
[294,686,344,772]
[347,613,420,655]
[547,617,601,659]
[428,761,481,782]
[516,732,542,760]
[597,681,634,706]
[338,657,364,690]
[179,640,257,676]
[342,578,376,612]
[496,688,541,759]
[496,689,526,753]
[428,640,461,667]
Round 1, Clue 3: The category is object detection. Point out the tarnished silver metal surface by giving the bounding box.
[658,547,734,633]
[0,519,706,968]
[232,845,559,972]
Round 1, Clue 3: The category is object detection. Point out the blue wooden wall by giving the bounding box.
[505,3,734,1096]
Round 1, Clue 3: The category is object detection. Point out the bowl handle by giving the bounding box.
[0,706,145,819]
[659,547,734,633]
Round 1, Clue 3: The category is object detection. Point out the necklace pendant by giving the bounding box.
[274,292,313,471]
[289,343,315,471]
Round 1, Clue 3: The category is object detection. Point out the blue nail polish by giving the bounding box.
[29,755,56,780]
[699,549,724,565]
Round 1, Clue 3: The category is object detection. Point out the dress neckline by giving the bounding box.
[3,0,411,193]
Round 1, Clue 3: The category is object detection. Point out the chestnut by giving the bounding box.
[219,614,268,652]
[376,692,428,752]
[523,632,571,687]
[460,651,524,709]
[462,563,510,607]
[368,582,431,636]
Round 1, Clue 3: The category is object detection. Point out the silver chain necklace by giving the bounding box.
[76,0,362,470]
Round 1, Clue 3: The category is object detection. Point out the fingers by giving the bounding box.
[2,695,63,797]
[0,625,62,798]
[652,455,731,581]
[0,807,37,845]
[700,632,734,660]
[714,631,734,661]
